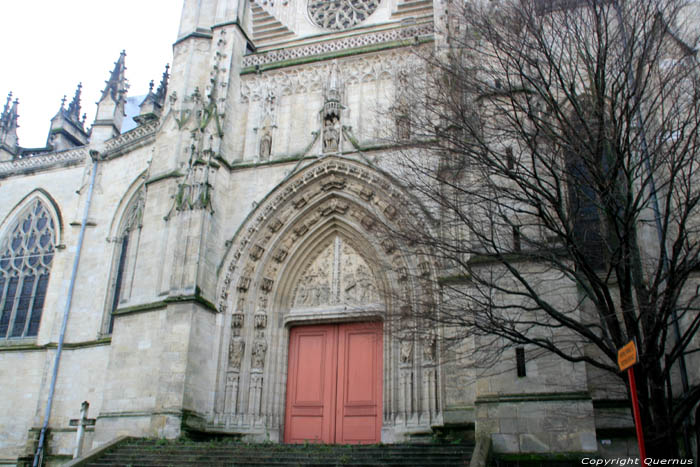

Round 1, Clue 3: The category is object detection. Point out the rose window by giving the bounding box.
[308,0,380,30]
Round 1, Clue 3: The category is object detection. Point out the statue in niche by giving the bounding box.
[423,335,436,363]
[397,116,410,141]
[229,338,245,369]
[259,129,272,160]
[323,117,340,153]
[251,340,268,369]
[400,340,413,364]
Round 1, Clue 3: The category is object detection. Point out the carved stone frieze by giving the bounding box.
[240,51,422,103]
[292,236,378,309]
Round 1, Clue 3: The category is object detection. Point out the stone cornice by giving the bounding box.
[0,147,88,178]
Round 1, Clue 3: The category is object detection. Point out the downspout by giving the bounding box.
[33,151,99,467]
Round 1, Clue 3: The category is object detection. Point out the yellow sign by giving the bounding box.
[617,341,638,371]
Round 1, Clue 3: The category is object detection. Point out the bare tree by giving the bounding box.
[386,0,700,458]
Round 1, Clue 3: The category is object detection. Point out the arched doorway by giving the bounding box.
[215,157,443,442]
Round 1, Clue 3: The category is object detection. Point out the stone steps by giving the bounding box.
[393,0,433,18]
[81,439,474,466]
[250,1,295,44]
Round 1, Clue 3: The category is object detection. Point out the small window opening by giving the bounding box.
[512,225,521,252]
[506,146,515,170]
[516,347,526,377]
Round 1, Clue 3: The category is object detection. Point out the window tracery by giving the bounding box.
[308,0,380,30]
[105,186,145,334]
[0,199,55,339]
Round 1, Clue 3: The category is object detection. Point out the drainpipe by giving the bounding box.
[33,151,99,467]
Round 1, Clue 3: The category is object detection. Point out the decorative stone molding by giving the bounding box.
[0,147,88,177]
[241,23,433,68]
[102,120,159,155]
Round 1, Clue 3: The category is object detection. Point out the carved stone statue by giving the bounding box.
[400,340,413,364]
[323,117,339,153]
[259,130,272,160]
[254,313,267,329]
[231,313,244,329]
[423,335,436,363]
[229,338,245,369]
[251,340,268,369]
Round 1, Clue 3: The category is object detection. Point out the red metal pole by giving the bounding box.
[628,366,647,463]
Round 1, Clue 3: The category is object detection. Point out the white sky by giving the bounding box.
[0,1,184,148]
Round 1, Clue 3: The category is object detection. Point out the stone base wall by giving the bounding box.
[476,398,597,454]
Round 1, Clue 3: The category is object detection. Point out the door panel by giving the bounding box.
[284,325,337,443]
[335,322,383,444]
[285,322,382,444]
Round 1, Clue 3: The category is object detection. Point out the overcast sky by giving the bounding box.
[0,1,184,148]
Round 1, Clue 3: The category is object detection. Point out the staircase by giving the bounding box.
[250,0,295,45]
[77,438,474,466]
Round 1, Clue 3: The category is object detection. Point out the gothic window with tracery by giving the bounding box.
[308,0,380,30]
[105,186,145,334]
[0,199,56,339]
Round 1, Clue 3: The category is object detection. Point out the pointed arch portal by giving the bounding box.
[215,157,442,442]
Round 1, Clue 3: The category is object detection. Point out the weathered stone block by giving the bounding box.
[492,433,519,453]
[519,433,549,453]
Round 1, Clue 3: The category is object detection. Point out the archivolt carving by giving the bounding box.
[218,158,430,317]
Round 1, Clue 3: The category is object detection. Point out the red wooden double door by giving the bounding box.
[284,322,383,444]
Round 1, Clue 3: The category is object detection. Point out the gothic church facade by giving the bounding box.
[1,1,609,464]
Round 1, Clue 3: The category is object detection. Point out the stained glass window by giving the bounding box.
[0,199,55,339]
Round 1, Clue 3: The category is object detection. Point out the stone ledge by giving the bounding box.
[476,392,591,404]
[114,294,218,316]
[241,37,433,74]
[0,337,111,352]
